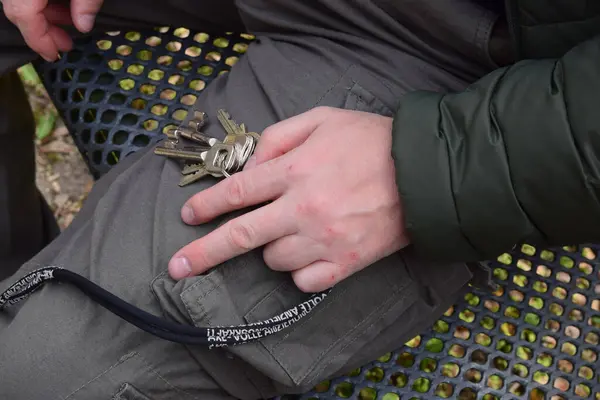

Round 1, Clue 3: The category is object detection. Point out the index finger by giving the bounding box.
[182,156,290,225]
[16,12,59,61]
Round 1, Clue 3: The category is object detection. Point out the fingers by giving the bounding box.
[263,235,323,272]
[169,199,297,279]
[182,157,289,225]
[43,3,73,26]
[71,0,103,32]
[245,107,331,169]
[4,1,58,61]
[48,25,73,52]
[292,260,355,293]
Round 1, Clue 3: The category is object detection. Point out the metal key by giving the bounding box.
[179,164,211,187]
[217,109,246,143]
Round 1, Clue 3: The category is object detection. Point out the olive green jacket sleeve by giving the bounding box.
[391,34,600,262]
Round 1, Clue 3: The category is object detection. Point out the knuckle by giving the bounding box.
[227,221,256,251]
[224,177,246,207]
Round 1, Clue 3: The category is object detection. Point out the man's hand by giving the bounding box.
[2,0,103,61]
[169,107,410,292]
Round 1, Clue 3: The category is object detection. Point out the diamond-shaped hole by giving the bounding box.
[454,326,470,340]
[584,332,599,345]
[508,382,526,396]
[492,356,508,370]
[66,50,83,62]
[516,346,533,360]
[435,382,454,398]
[501,322,517,336]
[513,274,528,287]
[125,31,141,41]
[146,36,162,47]
[116,45,132,56]
[70,88,85,103]
[128,97,146,110]
[471,350,488,365]
[433,320,449,334]
[565,325,581,339]
[533,281,548,293]
[180,94,197,106]
[214,37,229,48]
[579,366,594,380]
[496,339,513,353]
[546,319,561,332]
[334,382,353,398]
[530,388,546,400]
[459,310,475,323]
[464,368,482,383]
[557,359,574,373]
[572,293,587,306]
[147,69,164,81]
[441,363,459,378]
[97,40,112,50]
[198,65,214,76]
[175,61,192,74]
[109,93,126,105]
[127,64,145,75]
[119,78,135,91]
[517,259,532,271]
[166,41,182,52]
[94,130,108,144]
[396,352,414,367]
[537,264,552,277]
[419,358,437,373]
[205,51,221,61]
[226,56,239,67]
[151,104,168,116]
[577,277,590,290]
[112,131,129,145]
[108,59,123,70]
[137,50,152,61]
[168,74,185,86]
[524,312,541,326]
[185,46,202,57]
[582,348,597,362]
[61,68,74,82]
[390,372,407,388]
[505,306,521,319]
[138,84,156,96]
[174,27,190,38]
[550,303,564,316]
[560,256,575,269]
[487,375,503,390]
[475,333,491,346]
[412,378,430,394]
[529,297,544,310]
[132,134,150,147]
[509,290,524,303]
[160,89,177,101]
[143,119,158,131]
[87,53,103,65]
[512,363,528,378]
[481,316,496,330]
[120,114,138,126]
[158,55,173,66]
[537,352,553,367]
[484,300,500,312]
[83,108,97,123]
[101,110,117,123]
[521,329,537,343]
[358,387,376,400]
[575,384,591,398]
[458,388,477,400]
[570,309,584,321]
[579,262,593,275]
[106,151,120,166]
[189,79,206,91]
[542,335,557,349]
[554,377,570,392]
[233,42,249,53]
[194,32,209,43]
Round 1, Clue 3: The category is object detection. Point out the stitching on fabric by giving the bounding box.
[136,353,200,399]
[244,280,289,321]
[64,352,138,399]
[311,64,355,108]
[308,284,414,383]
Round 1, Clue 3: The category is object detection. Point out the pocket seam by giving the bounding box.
[306,283,415,383]
[64,352,139,400]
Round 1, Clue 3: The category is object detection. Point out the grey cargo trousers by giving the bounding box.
[0,1,501,399]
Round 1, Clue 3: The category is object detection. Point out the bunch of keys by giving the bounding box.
[154,109,260,187]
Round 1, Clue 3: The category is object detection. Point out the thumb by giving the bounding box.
[245,107,330,170]
[71,0,103,33]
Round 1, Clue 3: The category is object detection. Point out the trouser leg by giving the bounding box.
[0,72,60,281]
[0,1,499,399]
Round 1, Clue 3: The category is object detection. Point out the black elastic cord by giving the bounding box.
[0,267,330,347]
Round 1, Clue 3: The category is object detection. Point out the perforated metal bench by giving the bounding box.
[34,27,600,400]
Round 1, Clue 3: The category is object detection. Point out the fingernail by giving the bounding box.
[182,204,195,224]
[169,256,192,279]
[244,156,256,170]
[42,53,56,62]
[77,14,95,33]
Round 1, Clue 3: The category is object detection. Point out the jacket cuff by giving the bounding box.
[391,91,481,262]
